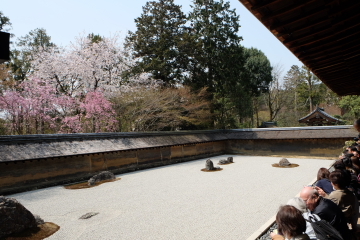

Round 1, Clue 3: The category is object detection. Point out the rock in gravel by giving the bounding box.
[79,212,99,220]
[219,156,234,164]
[205,159,220,170]
[279,158,291,167]
[88,171,116,186]
[0,196,37,238]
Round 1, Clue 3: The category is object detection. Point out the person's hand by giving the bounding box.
[315,186,327,197]
[270,229,278,238]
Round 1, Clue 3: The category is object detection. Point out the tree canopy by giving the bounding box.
[1,0,350,134]
[126,0,187,86]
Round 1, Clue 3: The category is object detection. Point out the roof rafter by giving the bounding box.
[238,0,360,96]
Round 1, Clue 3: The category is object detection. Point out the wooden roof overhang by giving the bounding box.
[238,0,360,96]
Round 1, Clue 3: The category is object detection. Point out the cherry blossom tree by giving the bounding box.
[61,91,118,133]
[32,34,158,97]
[0,78,61,134]
[0,78,118,134]
[0,34,163,135]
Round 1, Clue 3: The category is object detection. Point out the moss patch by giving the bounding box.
[4,222,59,240]
[217,162,234,165]
[201,168,223,172]
[64,178,121,190]
[272,163,299,168]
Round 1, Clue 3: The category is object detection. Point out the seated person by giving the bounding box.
[356,145,360,152]
[300,187,349,240]
[350,156,360,175]
[349,146,359,157]
[270,205,309,240]
[333,160,352,188]
[315,168,333,194]
[286,197,318,240]
[335,158,359,196]
[338,150,348,160]
[316,170,358,238]
[353,118,360,141]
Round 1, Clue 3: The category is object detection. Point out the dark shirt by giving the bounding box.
[316,179,334,194]
[312,197,350,240]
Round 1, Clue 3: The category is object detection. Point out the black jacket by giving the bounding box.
[312,197,350,239]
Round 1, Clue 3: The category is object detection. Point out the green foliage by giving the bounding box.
[186,0,243,92]
[343,140,356,151]
[296,66,323,112]
[125,0,272,129]
[8,28,55,82]
[0,11,12,32]
[241,47,272,97]
[0,118,7,135]
[339,95,360,119]
[186,0,258,128]
[279,64,335,126]
[17,28,55,51]
[125,0,187,85]
[8,50,31,82]
[283,65,301,89]
[283,65,329,117]
[87,33,103,43]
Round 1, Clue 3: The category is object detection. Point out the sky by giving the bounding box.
[2,0,303,76]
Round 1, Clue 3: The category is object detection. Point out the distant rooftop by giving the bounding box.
[299,107,342,126]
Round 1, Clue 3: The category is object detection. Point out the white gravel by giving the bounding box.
[9,155,334,240]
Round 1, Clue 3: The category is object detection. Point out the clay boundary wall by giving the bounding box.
[0,126,355,195]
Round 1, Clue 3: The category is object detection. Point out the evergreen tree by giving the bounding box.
[186,0,246,128]
[241,47,272,96]
[227,48,272,127]
[87,33,103,43]
[0,11,12,32]
[9,28,55,82]
[186,0,243,92]
[17,28,55,52]
[283,65,302,119]
[125,0,187,86]
[339,95,360,120]
[297,66,323,113]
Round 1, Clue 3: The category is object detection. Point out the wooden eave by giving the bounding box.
[238,0,360,96]
[298,107,340,124]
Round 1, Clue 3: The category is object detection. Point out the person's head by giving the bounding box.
[317,168,330,181]
[286,197,307,213]
[349,146,357,152]
[342,157,353,168]
[334,160,345,170]
[354,119,360,132]
[349,147,359,157]
[329,170,347,189]
[300,186,320,211]
[276,205,306,239]
[347,147,353,154]
[348,156,360,174]
[351,156,360,166]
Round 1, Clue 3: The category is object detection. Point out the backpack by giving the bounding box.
[306,215,344,240]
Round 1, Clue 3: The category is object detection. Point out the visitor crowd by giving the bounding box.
[270,119,360,240]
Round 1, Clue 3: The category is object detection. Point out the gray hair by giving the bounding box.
[286,197,307,213]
